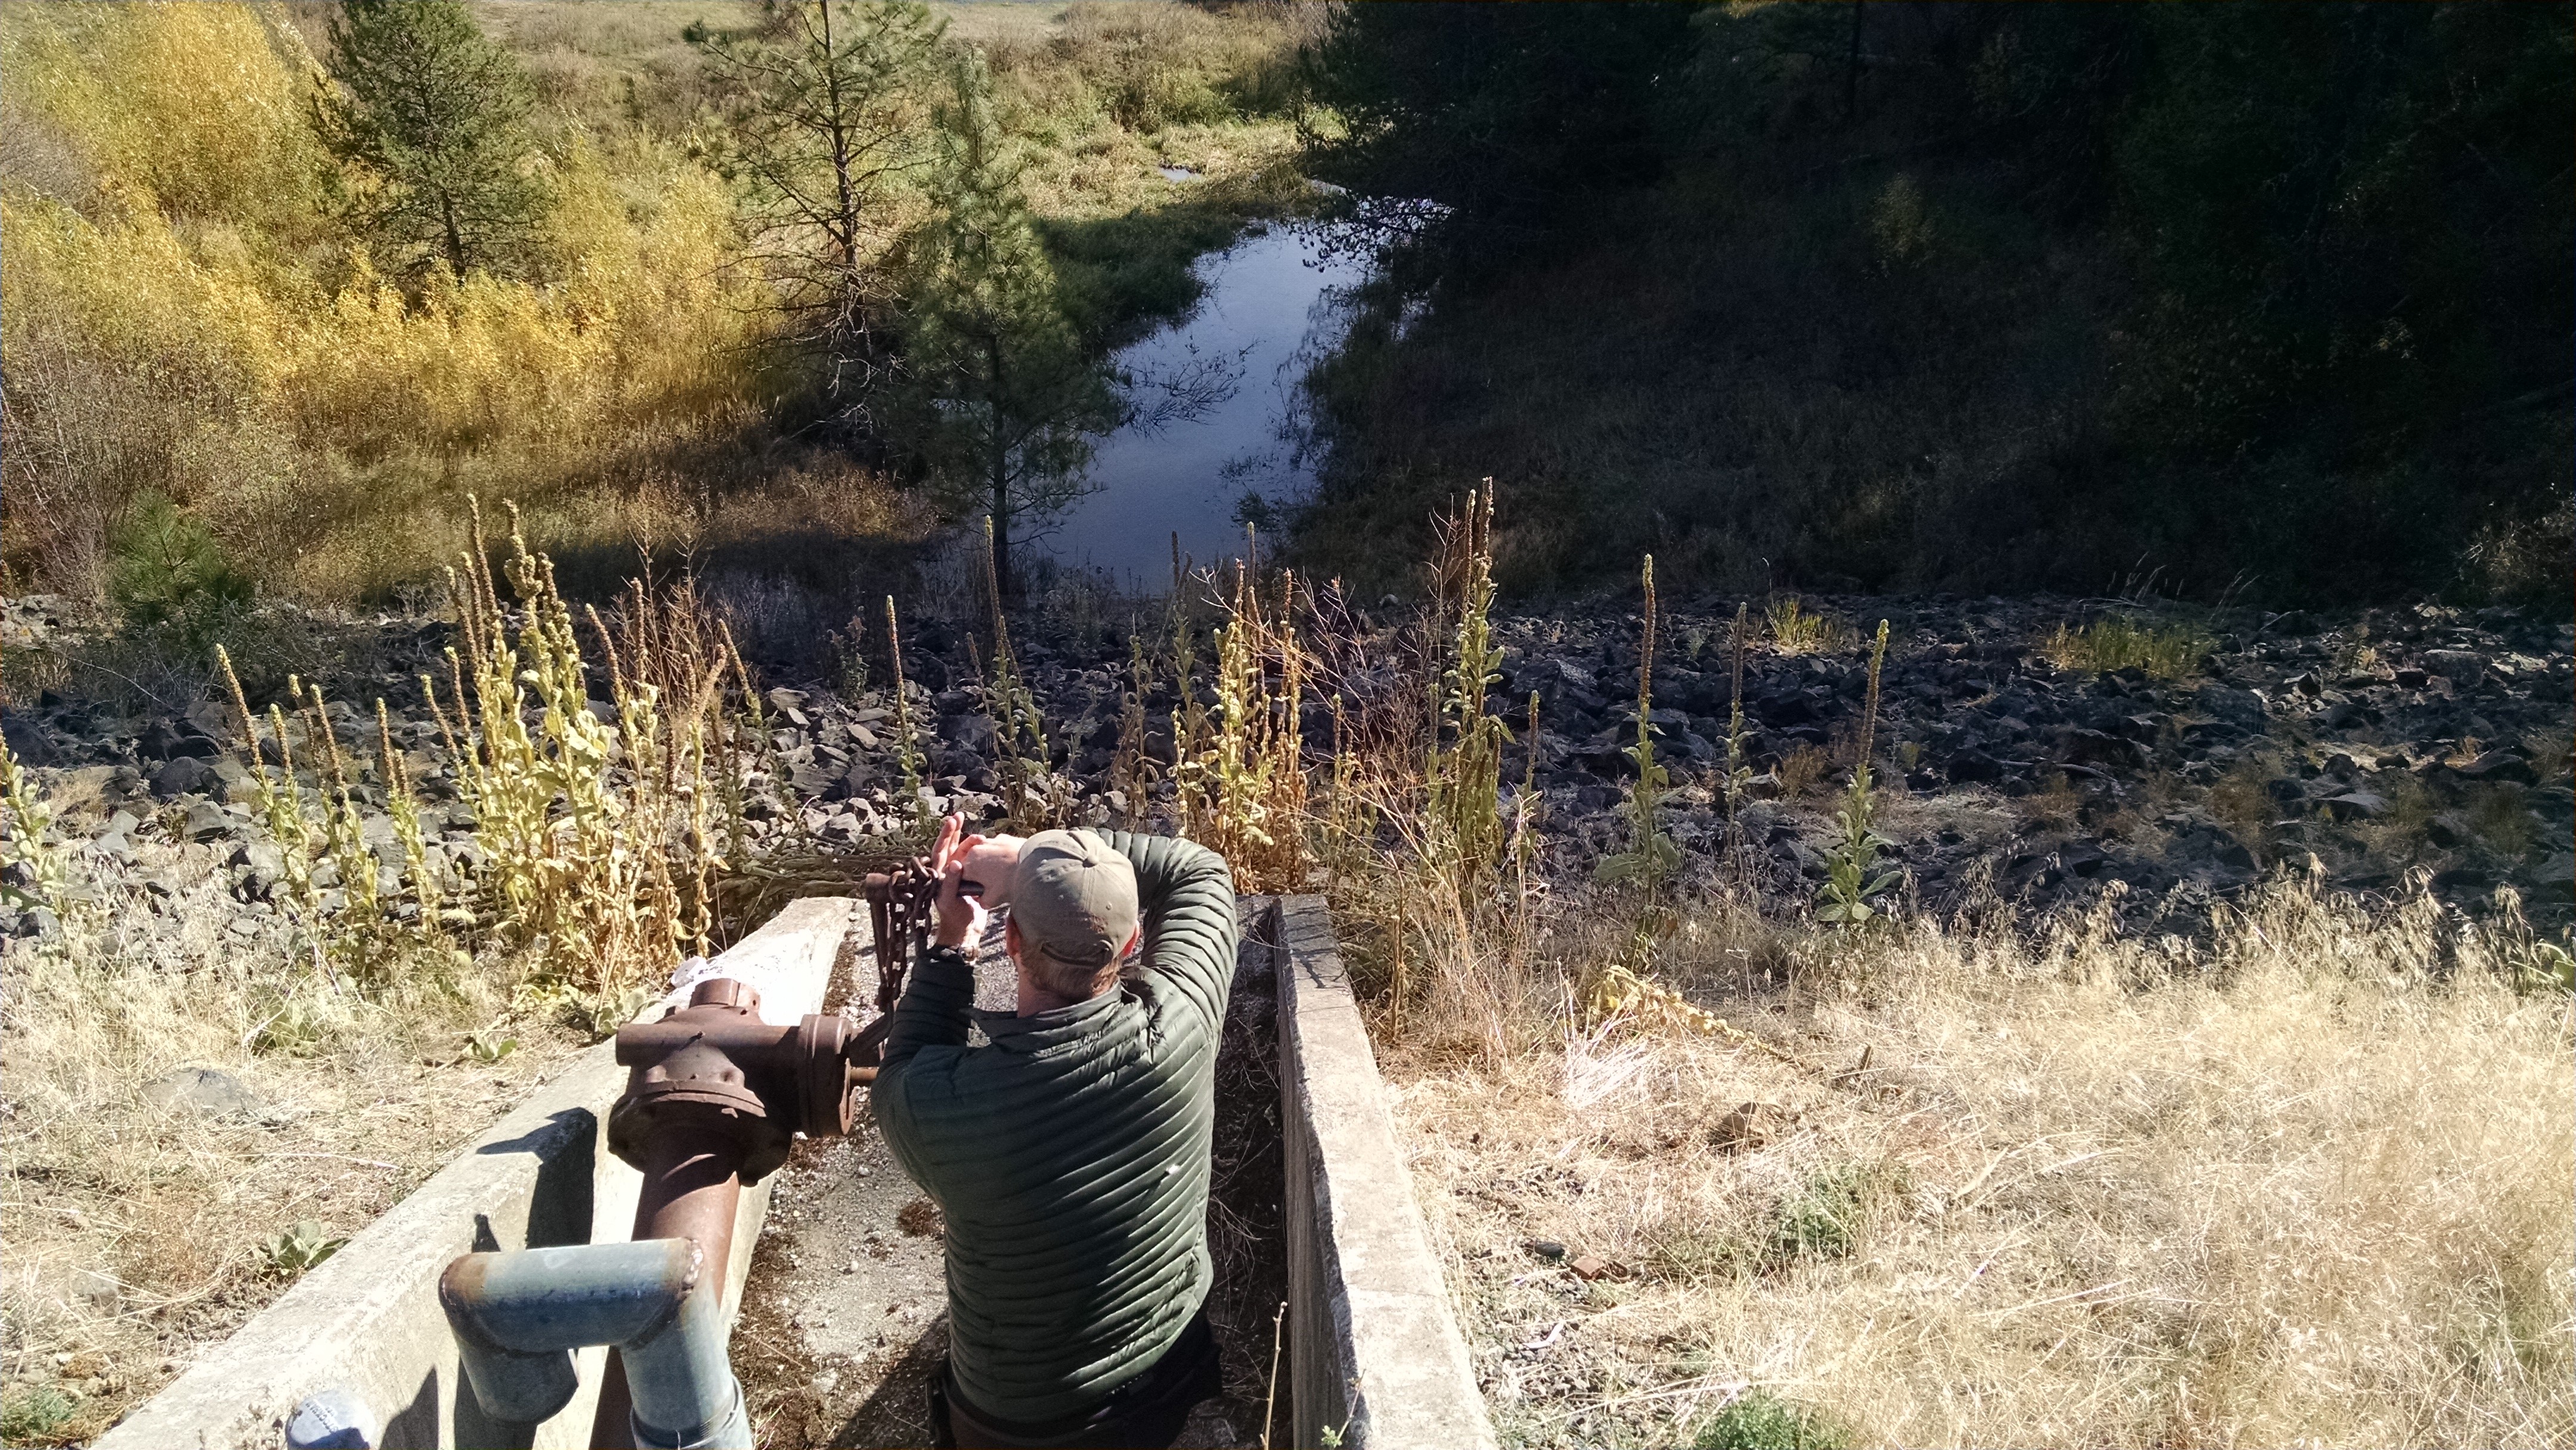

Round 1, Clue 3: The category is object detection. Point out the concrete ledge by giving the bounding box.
[98,898,859,1450]
[1268,896,1494,1450]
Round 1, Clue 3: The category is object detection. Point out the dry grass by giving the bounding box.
[1775,745,1831,803]
[2043,616,2217,681]
[1383,879,2575,1448]
[0,857,584,1443]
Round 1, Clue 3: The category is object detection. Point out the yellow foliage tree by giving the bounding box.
[0,1,775,600]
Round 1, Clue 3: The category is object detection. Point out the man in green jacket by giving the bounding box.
[871,814,1239,1449]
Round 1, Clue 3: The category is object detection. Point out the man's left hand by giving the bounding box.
[929,813,988,949]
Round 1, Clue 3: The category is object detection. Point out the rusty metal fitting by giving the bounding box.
[606,977,873,1186]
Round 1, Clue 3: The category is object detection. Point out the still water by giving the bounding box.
[1038,222,1368,586]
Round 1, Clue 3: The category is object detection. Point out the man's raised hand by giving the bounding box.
[959,834,1025,909]
[930,813,989,949]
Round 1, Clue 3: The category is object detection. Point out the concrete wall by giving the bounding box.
[1268,896,1494,1450]
[97,898,859,1450]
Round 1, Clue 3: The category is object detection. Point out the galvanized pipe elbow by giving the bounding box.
[439,1238,747,1449]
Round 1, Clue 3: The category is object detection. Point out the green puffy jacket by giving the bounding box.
[869,831,1238,1423]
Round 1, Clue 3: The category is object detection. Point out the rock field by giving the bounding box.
[4,591,2568,949]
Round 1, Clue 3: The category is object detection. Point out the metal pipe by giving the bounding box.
[439,1238,748,1449]
[450,970,888,1449]
[590,1113,750,1449]
[620,1263,746,1450]
[636,1121,748,1300]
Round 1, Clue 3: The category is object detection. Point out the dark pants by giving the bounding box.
[928,1309,1223,1450]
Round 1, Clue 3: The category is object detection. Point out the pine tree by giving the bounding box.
[314,0,549,278]
[687,1,946,407]
[897,54,1119,604]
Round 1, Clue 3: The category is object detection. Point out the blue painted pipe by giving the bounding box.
[439,1237,748,1449]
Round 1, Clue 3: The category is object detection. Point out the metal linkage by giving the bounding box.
[857,855,937,1061]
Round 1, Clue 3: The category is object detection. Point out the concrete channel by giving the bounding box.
[100,894,1490,1450]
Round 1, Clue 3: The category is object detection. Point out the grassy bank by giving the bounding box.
[0,891,590,1446]
[5,457,2566,1445]
[1390,879,2573,1448]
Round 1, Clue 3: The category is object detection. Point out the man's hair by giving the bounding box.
[1021,931,1123,1000]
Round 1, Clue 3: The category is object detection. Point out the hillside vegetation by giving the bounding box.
[0,1,1309,609]
[1292,4,2574,608]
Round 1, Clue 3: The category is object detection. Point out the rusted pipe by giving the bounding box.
[587,1117,750,1449]
[635,1119,748,1296]
[462,968,893,1450]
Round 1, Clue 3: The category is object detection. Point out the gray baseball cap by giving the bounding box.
[1009,829,1140,971]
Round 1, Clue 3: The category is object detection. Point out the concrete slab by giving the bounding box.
[1271,896,1496,1450]
[728,915,1017,1448]
[96,898,860,1450]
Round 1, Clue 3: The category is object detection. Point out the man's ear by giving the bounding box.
[1004,916,1023,962]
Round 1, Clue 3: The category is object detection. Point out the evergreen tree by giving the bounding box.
[687,0,947,409]
[314,0,549,278]
[898,54,1119,602]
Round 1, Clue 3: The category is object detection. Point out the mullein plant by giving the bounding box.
[1111,631,1157,830]
[1320,695,1377,887]
[0,736,70,920]
[1193,545,1309,890]
[1595,555,1681,903]
[1816,619,1900,926]
[1428,480,1509,895]
[1510,689,1543,881]
[220,647,320,924]
[302,683,381,930]
[979,515,1064,832]
[883,596,931,836]
[1720,602,1755,871]
[376,699,445,942]
[1166,554,1213,838]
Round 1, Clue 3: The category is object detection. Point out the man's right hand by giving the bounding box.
[958,833,1024,909]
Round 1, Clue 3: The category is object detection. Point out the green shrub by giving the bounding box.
[2042,615,2213,680]
[1695,1391,1852,1450]
[258,1219,347,1277]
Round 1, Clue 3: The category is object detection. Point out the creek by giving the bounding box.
[1039,221,1368,586]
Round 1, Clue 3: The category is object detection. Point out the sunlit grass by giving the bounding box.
[2043,615,2215,680]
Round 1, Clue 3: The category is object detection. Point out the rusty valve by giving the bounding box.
[606,977,876,1185]
[606,862,943,1185]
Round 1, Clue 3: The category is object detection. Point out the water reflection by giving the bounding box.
[1039,222,1368,586]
